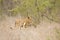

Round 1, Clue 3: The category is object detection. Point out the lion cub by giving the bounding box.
[15,17,32,29]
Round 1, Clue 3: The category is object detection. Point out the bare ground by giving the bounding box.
[0,16,60,40]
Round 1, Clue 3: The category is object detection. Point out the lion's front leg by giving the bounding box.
[23,22,26,28]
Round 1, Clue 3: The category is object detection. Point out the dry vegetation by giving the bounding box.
[0,0,60,40]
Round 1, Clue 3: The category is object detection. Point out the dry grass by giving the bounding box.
[0,16,60,40]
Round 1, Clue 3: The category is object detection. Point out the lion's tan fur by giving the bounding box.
[15,17,32,29]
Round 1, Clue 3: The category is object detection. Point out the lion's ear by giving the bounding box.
[28,17,30,19]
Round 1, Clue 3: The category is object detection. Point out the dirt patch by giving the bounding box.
[0,16,60,40]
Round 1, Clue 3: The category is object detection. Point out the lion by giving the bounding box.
[15,16,32,29]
